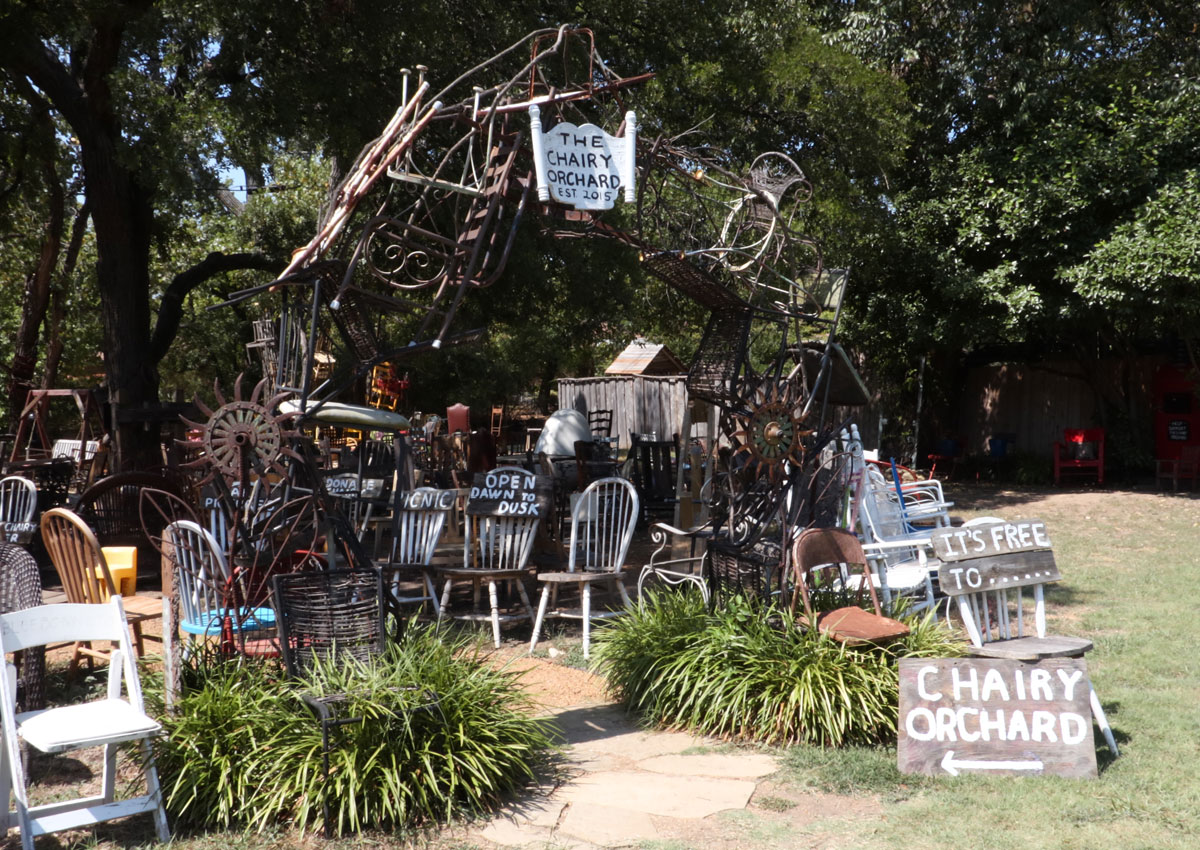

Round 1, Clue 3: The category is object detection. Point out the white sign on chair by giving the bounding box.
[529,105,636,210]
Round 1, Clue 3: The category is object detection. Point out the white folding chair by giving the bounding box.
[0,598,170,850]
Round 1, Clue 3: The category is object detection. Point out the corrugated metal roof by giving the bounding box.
[605,338,686,376]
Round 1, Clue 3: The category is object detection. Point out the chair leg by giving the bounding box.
[2,710,33,850]
[582,583,592,660]
[438,579,453,622]
[487,580,502,648]
[140,738,171,842]
[1089,682,1119,757]
[422,571,440,617]
[102,742,118,802]
[530,586,551,654]
[616,576,633,608]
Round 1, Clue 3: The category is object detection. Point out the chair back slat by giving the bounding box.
[389,488,454,565]
[164,520,233,631]
[40,507,114,604]
[0,476,37,525]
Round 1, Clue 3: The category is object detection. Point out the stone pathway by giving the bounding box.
[474,704,778,848]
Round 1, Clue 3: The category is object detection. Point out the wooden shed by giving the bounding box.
[558,374,691,447]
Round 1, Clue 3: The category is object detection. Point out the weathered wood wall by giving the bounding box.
[957,357,1160,457]
[557,375,691,446]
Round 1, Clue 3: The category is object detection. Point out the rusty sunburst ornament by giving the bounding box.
[729,379,813,483]
[181,376,302,486]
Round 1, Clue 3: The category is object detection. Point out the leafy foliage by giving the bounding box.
[591,590,964,747]
[153,626,555,834]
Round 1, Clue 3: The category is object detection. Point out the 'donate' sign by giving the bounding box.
[898,657,1097,778]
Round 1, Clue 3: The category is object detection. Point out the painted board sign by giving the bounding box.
[898,657,1097,779]
[931,519,1060,596]
[0,520,36,543]
[1168,419,1189,441]
[466,470,554,519]
[529,105,636,210]
[930,518,1052,562]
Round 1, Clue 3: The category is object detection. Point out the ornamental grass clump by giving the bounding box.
[155,625,554,834]
[592,590,964,747]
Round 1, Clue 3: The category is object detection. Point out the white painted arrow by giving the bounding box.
[941,750,1045,776]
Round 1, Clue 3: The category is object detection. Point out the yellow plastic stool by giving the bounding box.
[98,546,138,599]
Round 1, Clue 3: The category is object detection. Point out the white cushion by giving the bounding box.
[17,698,161,754]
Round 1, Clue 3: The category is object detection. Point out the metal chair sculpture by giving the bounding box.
[0,477,37,544]
[0,597,170,850]
[163,520,277,652]
[0,544,44,712]
[436,472,548,647]
[39,507,164,674]
[530,477,639,659]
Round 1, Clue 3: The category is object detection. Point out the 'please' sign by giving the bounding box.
[898,657,1097,778]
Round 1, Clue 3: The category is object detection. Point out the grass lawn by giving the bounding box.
[10,482,1198,850]
[776,482,1200,850]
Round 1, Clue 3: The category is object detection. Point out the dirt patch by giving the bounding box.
[482,644,611,711]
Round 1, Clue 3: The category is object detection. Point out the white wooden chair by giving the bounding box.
[530,477,638,659]
[379,487,456,615]
[934,521,1119,757]
[436,471,548,647]
[0,598,170,850]
[0,477,37,544]
[163,520,277,648]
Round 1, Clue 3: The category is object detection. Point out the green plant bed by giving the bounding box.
[591,590,965,747]
[151,625,555,835]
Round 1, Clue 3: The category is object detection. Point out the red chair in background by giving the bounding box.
[1053,428,1105,485]
[446,403,470,435]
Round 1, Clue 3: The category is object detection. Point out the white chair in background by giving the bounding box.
[0,597,170,850]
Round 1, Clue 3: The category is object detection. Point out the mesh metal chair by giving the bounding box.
[0,544,44,712]
[271,568,434,836]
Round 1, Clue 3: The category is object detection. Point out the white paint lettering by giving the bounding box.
[1006,709,1030,741]
[1030,668,1053,701]
[1032,522,1051,547]
[905,707,936,741]
[1056,668,1084,701]
[952,665,980,701]
[1031,710,1058,742]
[957,708,981,742]
[935,707,959,742]
[979,709,1006,741]
[1060,712,1088,745]
[917,666,943,701]
[981,668,1011,702]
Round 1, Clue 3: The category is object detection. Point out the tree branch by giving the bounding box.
[149,252,284,365]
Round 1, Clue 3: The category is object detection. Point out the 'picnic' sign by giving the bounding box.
[898,657,1097,778]
[529,105,636,210]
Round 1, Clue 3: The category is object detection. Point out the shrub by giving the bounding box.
[154,625,555,834]
[591,590,964,747]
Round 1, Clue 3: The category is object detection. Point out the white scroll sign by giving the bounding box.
[529,106,636,211]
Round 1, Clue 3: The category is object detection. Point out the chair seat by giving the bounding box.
[17,698,162,754]
[180,605,276,636]
[967,634,1093,660]
[119,594,165,621]
[537,570,622,584]
[434,566,533,579]
[801,606,911,645]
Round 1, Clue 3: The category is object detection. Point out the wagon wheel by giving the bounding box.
[181,376,302,491]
